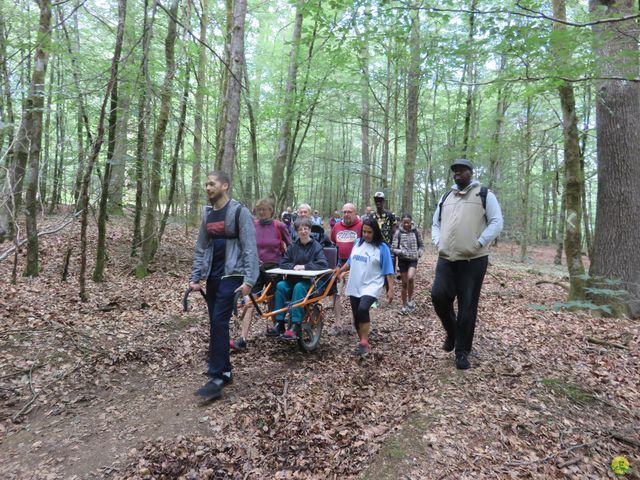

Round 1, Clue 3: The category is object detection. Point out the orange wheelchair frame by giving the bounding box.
[241,266,341,352]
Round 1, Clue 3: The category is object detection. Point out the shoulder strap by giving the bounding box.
[477,186,489,222]
[437,189,454,223]
[231,203,244,239]
[479,186,488,210]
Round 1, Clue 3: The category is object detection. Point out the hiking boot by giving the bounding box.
[266,321,286,337]
[442,336,455,352]
[281,323,301,341]
[455,351,470,370]
[195,378,224,400]
[230,337,247,352]
[355,341,372,356]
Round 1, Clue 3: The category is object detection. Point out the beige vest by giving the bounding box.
[438,184,489,261]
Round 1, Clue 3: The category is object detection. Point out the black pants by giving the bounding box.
[349,295,376,330]
[431,256,488,354]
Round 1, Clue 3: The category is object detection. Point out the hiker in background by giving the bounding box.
[231,197,291,351]
[431,159,503,370]
[391,213,424,315]
[281,206,294,236]
[328,202,363,335]
[361,206,373,222]
[311,209,324,227]
[329,210,341,229]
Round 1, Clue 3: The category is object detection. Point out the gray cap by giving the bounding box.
[451,159,474,171]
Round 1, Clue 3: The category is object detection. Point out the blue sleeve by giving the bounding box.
[478,192,504,247]
[380,243,394,275]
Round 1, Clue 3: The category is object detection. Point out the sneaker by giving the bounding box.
[230,337,247,352]
[442,336,455,352]
[400,305,409,315]
[220,371,233,385]
[407,300,416,311]
[455,351,470,370]
[195,378,224,400]
[266,322,286,337]
[355,341,372,356]
[281,323,301,341]
[371,301,379,309]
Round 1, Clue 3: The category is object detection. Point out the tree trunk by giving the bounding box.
[460,0,478,158]
[158,60,189,244]
[135,0,179,278]
[402,7,419,214]
[381,51,391,190]
[65,2,92,204]
[107,93,130,214]
[220,0,246,176]
[77,0,125,299]
[360,5,371,211]
[0,6,15,159]
[553,0,585,300]
[271,0,304,209]
[589,0,640,316]
[11,0,52,276]
[93,0,127,283]
[189,0,208,225]
[243,64,259,202]
[131,0,155,257]
[580,84,593,255]
[40,55,55,206]
[519,96,533,262]
[554,187,566,266]
[49,78,63,214]
[214,0,233,169]
[487,55,508,192]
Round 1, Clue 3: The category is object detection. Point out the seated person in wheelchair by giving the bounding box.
[232,198,291,351]
[271,217,329,341]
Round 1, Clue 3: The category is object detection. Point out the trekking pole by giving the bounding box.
[183,287,207,312]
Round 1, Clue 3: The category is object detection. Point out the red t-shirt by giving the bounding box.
[331,218,363,261]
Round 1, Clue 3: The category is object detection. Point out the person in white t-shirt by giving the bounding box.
[338,218,395,356]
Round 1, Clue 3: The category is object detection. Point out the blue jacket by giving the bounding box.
[190,199,259,286]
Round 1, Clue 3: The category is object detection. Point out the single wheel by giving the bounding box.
[298,304,323,352]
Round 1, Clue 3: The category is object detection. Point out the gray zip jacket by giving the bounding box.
[189,199,259,286]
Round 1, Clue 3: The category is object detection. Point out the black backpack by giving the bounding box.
[437,186,488,223]
[225,203,246,239]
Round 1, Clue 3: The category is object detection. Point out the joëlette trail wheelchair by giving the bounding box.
[239,246,339,352]
[183,247,339,353]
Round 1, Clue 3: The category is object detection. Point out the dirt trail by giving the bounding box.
[1,227,638,479]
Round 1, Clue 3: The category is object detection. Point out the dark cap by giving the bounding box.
[450,159,474,171]
[373,191,385,199]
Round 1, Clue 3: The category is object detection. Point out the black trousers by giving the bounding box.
[430,256,488,354]
[349,295,377,330]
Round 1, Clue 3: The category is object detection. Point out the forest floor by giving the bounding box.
[1,213,638,479]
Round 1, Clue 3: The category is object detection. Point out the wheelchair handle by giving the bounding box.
[183,286,206,312]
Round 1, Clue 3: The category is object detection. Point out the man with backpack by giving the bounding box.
[189,171,259,400]
[431,159,503,370]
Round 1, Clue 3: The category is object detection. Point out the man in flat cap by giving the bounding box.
[431,159,503,369]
